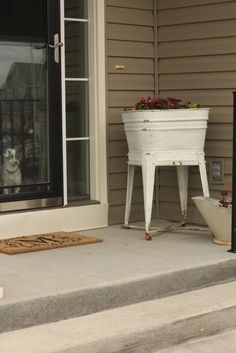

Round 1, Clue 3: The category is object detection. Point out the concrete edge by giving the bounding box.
[58,306,236,353]
[1,258,236,333]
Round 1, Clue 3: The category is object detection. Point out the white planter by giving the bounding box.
[192,196,231,246]
[121,108,210,238]
[121,109,209,153]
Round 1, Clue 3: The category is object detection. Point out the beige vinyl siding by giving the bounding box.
[106,0,155,224]
[158,0,234,223]
[106,0,235,225]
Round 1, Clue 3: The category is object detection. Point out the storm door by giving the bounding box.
[0,0,63,212]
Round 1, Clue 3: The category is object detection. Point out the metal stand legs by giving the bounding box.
[177,166,189,224]
[142,157,156,240]
[124,165,135,227]
[124,153,209,240]
[197,152,210,198]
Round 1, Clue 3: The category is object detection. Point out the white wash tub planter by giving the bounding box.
[122,109,210,240]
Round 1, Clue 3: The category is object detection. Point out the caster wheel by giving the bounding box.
[145,233,152,241]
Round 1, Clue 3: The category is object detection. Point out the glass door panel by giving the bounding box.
[67,140,90,200]
[0,42,49,195]
[66,81,89,138]
[0,0,63,210]
[65,1,90,203]
[65,21,88,78]
[65,0,87,19]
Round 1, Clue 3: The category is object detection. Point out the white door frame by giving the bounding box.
[0,0,108,238]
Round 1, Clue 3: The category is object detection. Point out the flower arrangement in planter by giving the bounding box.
[122,96,209,154]
[219,190,232,208]
[133,96,200,111]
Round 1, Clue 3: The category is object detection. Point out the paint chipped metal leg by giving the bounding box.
[197,152,210,197]
[124,164,135,229]
[142,156,156,241]
[176,165,189,222]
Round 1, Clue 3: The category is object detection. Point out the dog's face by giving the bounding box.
[3,148,19,171]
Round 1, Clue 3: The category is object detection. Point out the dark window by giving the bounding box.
[0,0,47,42]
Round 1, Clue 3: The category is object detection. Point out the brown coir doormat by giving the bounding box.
[0,232,103,255]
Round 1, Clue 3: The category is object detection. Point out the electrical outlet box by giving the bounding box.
[209,158,225,184]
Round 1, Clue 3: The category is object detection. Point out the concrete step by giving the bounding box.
[1,281,236,353]
[157,329,236,353]
[1,257,236,334]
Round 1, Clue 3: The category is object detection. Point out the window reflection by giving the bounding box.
[65,21,88,78]
[0,42,49,196]
[65,0,87,19]
[67,140,90,200]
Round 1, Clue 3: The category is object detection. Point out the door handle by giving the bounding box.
[49,42,63,49]
[48,34,63,63]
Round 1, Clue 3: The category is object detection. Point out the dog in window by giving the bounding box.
[1,148,22,194]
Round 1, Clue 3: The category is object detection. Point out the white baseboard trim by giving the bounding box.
[0,203,108,238]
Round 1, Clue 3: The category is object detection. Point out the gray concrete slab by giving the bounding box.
[157,329,236,353]
[0,281,236,353]
[0,220,235,332]
[0,221,234,303]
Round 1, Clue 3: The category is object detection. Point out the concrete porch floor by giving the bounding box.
[0,220,236,333]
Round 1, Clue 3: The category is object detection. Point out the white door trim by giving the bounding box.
[0,0,108,236]
[61,0,108,205]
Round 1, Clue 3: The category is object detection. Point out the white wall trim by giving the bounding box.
[0,203,108,238]
[89,0,108,204]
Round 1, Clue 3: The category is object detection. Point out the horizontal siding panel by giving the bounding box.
[159,90,233,106]
[159,72,236,90]
[109,157,128,173]
[159,37,236,58]
[159,55,236,74]
[108,74,154,90]
[109,203,156,225]
[159,19,236,42]
[159,170,232,189]
[109,171,142,190]
[206,123,232,140]
[107,40,154,58]
[205,140,232,157]
[107,0,153,10]
[107,24,153,42]
[159,202,204,224]
[157,0,235,10]
[108,91,153,108]
[108,57,154,74]
[107,7,153,26]
[108,108,123,124]
[109,189,157,207]
[108,124,125,141]
[158,3,236,26]
[109,187,144,206]
[208,107,233,123]
[108,140,128,157]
